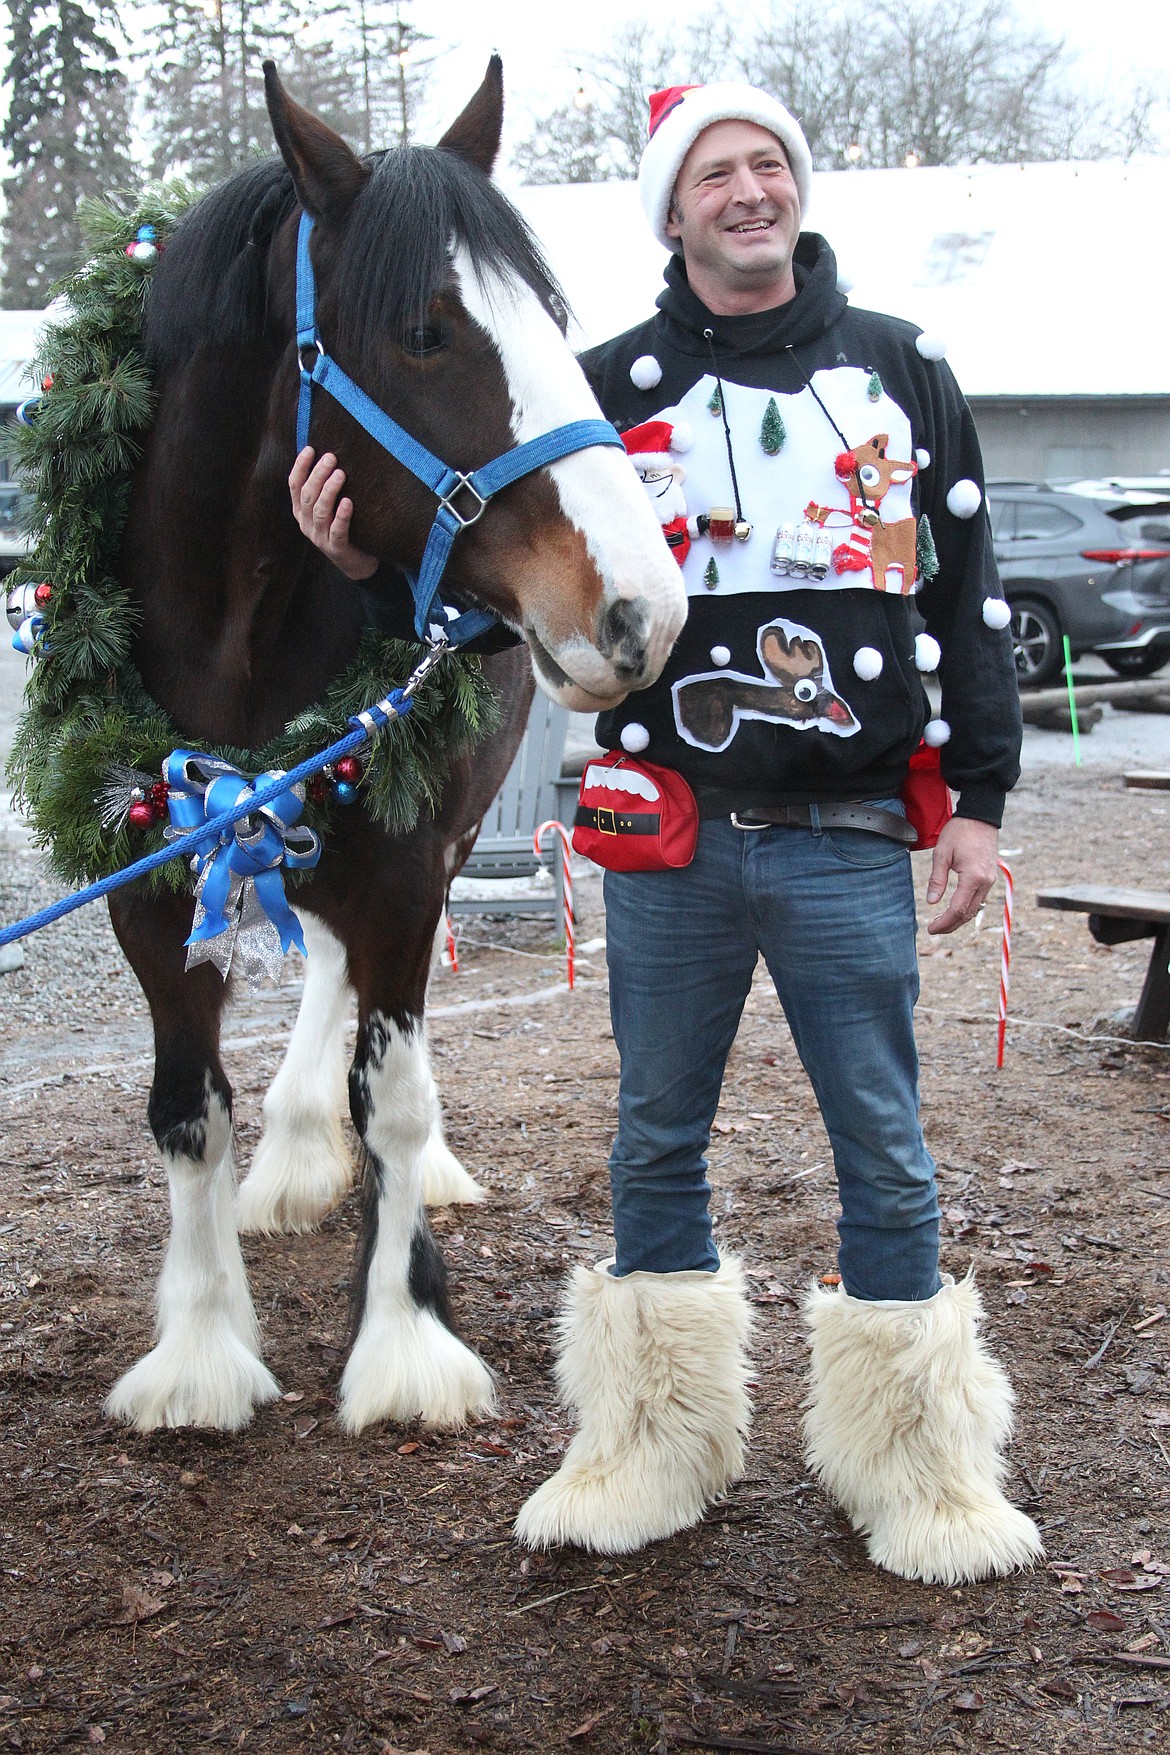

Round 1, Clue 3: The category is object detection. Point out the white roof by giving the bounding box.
[0,309,49,405]
[512,159,1170,399]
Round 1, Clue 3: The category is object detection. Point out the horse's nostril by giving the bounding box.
[597,596,650,679]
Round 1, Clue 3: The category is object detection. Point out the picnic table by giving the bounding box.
[1036,884,1170,1040]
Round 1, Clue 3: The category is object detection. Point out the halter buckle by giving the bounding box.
[439,473,489,528]
[298,338,324,375]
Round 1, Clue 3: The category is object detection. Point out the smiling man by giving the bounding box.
[511,82,1040,1588]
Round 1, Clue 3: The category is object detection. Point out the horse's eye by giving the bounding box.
[405,324,444,355]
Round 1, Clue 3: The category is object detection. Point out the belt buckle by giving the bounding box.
[596,806,617,835]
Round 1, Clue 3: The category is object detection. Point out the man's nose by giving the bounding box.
[727,165,767,204]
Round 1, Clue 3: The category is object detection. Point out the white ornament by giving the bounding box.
[709,645,731,667]
[130,240,158,264]
[853,645,883,680]
[915,333,947,361]
[914,633,941,672]
[946,478,982,520]
[915,447,931,470]
[982,596,1012,630]
[620,722,650,753]
[923,718,951,747]
[629,355,662,390]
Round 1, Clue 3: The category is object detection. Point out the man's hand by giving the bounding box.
[289,446,378,581]
[925,817,999,935]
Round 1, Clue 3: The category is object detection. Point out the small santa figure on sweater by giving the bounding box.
[621,416,695,566]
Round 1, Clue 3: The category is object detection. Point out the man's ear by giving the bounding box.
[437,56,504,174]
[264,60,369,223]
[665,186,683,240]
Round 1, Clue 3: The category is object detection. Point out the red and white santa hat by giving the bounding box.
[638,83,813,254]
[621,416,693,470]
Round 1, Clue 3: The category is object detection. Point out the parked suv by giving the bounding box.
[985,482,1170,687]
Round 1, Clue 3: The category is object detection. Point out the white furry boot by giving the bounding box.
[515,1255,753,1554]
[803,1273,1044,1585]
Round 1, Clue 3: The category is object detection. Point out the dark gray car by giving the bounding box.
[986,482,1170,687]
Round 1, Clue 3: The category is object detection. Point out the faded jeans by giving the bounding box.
[603,808,942,1301]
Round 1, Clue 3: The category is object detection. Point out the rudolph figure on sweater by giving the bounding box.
[804,433,919,595]
[674,618,859,752]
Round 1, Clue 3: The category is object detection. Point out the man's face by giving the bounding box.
[665,119,801,307]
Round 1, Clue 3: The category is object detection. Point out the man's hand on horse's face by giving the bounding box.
[289,447,378,581]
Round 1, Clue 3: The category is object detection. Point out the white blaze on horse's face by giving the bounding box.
[452,250,687,711]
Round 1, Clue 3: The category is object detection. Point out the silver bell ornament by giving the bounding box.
[6,579,49,631]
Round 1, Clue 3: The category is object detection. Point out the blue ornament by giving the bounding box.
[334,780,358,805]
[12,613,46,655]
[15,396,40,425]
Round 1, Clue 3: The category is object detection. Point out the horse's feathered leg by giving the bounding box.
[338,906,494,1431]
[104,890,280,1431]
[238,911,355,1234]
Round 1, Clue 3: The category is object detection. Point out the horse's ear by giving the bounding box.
[437,55,504,174]
[264,61,369,223]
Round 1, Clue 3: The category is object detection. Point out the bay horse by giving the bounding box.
[102,61,685,1434]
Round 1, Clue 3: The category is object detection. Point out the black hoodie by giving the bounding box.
[583,235,1022,826]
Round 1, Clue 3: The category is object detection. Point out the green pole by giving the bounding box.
[1063,633,1081,767]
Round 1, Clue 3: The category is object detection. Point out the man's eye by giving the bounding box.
[405,324,443,355]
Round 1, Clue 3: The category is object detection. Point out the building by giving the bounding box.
[512,159,1170,485]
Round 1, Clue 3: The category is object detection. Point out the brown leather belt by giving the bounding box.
[729,802,917,844]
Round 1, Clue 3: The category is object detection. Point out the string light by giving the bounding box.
[845,142,863,163]
[904,150,921,168]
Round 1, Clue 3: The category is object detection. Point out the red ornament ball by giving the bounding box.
[333,755,363,784]
[307,777,328,805]
[834,450,858,482]
[33,581,52,606]
[128,801,156,830]
[41,372,54,392]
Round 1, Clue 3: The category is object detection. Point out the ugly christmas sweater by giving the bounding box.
[582,235,1022,826]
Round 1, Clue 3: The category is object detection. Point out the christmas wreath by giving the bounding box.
[4,190,498,892]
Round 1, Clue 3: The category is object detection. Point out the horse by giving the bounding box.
[101,60,685,1435]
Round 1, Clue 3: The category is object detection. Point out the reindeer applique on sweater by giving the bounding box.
[673,619,859,753]
[804,434,919,595]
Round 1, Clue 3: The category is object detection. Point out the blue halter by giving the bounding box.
[295,212,624,646]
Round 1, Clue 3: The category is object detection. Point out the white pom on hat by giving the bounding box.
[946,478,982,520]
[630,354,662,390]
[638,83,814,253]
[923,718,951,747]
[620,722,650,753]
[982,596,1012,630]
[914,633,941,672]
[915,447,931,470]
[915,333,948,361]
[710,645,731,666]
[853,645,883,680]
[670,416,693,452]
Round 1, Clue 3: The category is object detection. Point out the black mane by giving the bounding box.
[145,145,566,375]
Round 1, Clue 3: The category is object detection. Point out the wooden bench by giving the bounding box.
[1036,885,1170,1040]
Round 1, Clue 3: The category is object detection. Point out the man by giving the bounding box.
[292,82,1042,1586]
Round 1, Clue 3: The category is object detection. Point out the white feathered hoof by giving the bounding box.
[803,1273,1044,1586]
[105,1326,281,1433]
[421,1128,486,1207]
[237,1118,353,1234]
[515,1255,753,1554]
[337,1308,496,1434]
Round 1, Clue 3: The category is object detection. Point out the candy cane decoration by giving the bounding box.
[996,858,1014,1069]
[534,819,574,990]
[444,910,459,974]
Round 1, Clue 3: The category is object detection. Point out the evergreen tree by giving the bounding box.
[140,1,292,183]
[703,557,719,589]
[1,0,137,307]
[916,513,939,581]
[759,396,786,454]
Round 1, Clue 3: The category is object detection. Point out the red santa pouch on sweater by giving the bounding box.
[901,739,953,850]
[573,752,698,871]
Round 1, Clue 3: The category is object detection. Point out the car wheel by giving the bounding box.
[1011,598,1064,688]
[1102,649,1169,679]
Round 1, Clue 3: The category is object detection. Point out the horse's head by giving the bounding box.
[263,61,686,712]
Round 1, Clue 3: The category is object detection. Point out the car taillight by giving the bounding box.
[1081,548,1170,562]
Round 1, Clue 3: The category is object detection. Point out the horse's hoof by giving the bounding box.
[421,1133,486,1207]
[105,1328,281,1432]
[337,1309,496,1433]
[237,1121,353,1234]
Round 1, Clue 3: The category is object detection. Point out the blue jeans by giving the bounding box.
[603,810,941,1301]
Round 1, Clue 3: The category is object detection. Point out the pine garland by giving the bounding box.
[4,190,498,890]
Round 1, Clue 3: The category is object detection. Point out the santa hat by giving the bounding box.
[621,416,693,470]
[638,82,813,253]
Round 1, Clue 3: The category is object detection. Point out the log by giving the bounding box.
[1019,677,1170,714]
[1021,700,1103,733]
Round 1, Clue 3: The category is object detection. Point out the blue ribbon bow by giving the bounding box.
[164,750,321,973]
